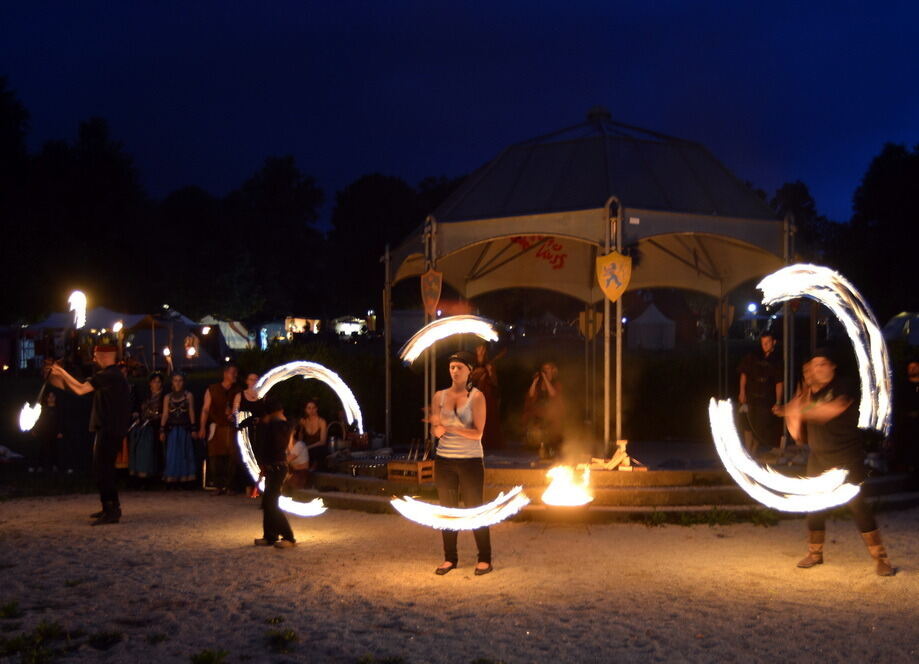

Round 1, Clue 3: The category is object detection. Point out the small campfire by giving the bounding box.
[541,464,593,507]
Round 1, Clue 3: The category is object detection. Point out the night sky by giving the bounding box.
[3,1,918,225]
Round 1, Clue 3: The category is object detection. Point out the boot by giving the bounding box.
[797,530,825,568]
[90,501,121,520]
[861,529,894,576]
[91,501,120,526]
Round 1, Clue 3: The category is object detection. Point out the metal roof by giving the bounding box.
[433,108,778,223]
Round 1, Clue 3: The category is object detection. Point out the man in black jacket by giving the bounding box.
[253,398,296,549]
[778,349,894,576]
[51,344,131,525]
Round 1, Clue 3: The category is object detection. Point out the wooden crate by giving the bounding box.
[387,460,435,485]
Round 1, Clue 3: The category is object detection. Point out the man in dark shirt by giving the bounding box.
[779,349,894,576]
[51,345,131,525]
[253,398,296,548]
[737,331,784,454]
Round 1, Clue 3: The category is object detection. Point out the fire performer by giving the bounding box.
[776,349,894,576]
[198,363,240,495]
[253,397,297,548]
[427,351,492,576]
[50,345,131,525]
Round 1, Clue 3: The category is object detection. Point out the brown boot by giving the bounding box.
[797,530,825,568]
[861,529,894,576]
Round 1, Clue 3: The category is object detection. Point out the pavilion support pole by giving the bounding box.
[781,213,793,447]
[383,244,392,444]
[603,207,612,455]
[429,219,438,437]
[614,207,624,444]
[423,222,432,443]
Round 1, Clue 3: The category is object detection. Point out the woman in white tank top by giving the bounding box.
[427,351,492,576]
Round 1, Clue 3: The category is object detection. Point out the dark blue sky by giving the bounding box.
[3,1,918,223]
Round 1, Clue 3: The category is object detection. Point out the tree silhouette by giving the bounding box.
[845,142,919,319]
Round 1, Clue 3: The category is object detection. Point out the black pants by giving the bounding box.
[435,456,492,564]
[93,430,121,507]
[805,449,877,533]
[262,466,294,542]
[208,454,233,490]
[747,400,782,449]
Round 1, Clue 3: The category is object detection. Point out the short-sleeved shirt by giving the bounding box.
[89,365,132,437]
[738,350,783,402]
[257,419,291,467]
[806,376,862,457]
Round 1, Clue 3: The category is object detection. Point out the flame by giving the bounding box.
[390,486,530,530]
[541,464,594,506]
[709,398,860,512]
[19,402,41,432]
[399,315,499,365]
[68,290,87,329]
[235,360,365,518]
[757,264,891,434]
[708,264,890,512]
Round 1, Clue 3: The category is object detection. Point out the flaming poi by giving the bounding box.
[391,486,530,530]
[541,464,594,507]
[399,315,499,365]
[68,290,87,329]
[709,263,890,512]
[235,360,365,517]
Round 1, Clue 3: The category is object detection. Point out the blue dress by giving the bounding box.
[163,391,196,482]
[129,391,163,478]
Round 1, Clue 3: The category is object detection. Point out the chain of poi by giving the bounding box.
[236,361,365,517]
[709,263,890,512]
[399,315,499,365]
[391,486,530,530]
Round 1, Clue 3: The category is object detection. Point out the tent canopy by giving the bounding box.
[392,109,785,301]
[27,307,165,332]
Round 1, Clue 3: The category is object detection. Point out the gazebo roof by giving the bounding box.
[434,107,777,224]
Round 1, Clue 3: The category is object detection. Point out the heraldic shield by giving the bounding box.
[595,251,632,302]
[421,268,443,316]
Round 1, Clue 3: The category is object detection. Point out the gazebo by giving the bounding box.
[384,108,789,449]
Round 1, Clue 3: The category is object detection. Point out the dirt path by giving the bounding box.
[1,492,917,663]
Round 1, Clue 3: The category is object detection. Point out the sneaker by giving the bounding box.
[254,538,276,546]
[274,539,297,549]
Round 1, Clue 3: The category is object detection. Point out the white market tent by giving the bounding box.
[383,109,789,447]
[627,303,676,351]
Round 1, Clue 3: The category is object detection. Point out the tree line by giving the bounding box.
[2,76,916,325]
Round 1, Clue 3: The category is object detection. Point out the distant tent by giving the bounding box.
[200,315,252,351]
[627,303,675,350]
[26,307,219,371]
[883,312,919,345]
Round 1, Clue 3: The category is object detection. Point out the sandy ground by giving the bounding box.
[1,492,918,663]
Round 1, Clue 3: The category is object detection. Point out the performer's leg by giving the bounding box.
[435,458,460,565]
[799,453,827,567]
[456,458,492,564]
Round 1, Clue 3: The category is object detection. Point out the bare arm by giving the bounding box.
[319,418,327,445]
[198,389,211,438]
[232,392,241,414]
[739,373,747,404]
[50,364,94,396]
[187,392,196,427]
[801,395,852,424]
[160,395,169,434]
[542,374,558,398]
[774,380,784,405]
